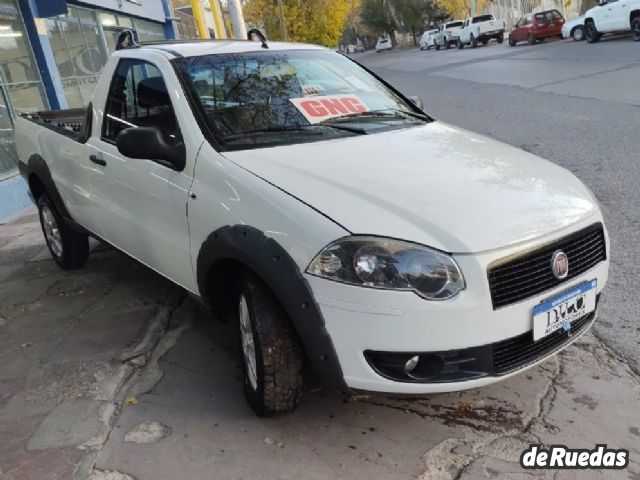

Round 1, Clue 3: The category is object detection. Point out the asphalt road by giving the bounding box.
[356,36,640,374]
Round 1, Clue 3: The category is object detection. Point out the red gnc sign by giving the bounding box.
[290,95,369,124]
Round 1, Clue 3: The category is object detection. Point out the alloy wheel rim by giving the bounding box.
[41,204,63,258]
[575,28,584,41]
[239,294,258,391]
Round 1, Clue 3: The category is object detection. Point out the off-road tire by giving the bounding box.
[37,194,89,270]
[585,21,601,43]
[238,272,304,416]
[632,17,640,41]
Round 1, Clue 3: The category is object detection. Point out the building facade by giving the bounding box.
[0,0,177,219]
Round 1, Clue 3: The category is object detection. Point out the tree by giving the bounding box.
[391,0,444,44]
[243,0,360,47]
[434,0,489,20]
[360,0,397,40]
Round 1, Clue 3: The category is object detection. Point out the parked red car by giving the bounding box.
[509,10,565,46]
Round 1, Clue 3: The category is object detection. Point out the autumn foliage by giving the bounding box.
[243,0,361,46]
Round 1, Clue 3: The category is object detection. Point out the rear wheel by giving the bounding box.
[481,39,488,45]
[585,21,601,43]
[237,272,304,416]
[497,34,504,44]
[457,38,464,49]
[37,194,89,270]
[572,26,584,41]
[632,17,640,41]
[436,43,440,50]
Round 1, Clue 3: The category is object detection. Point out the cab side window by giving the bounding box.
[103,59,181,145]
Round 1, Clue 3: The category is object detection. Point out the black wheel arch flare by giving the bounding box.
[196,225,348,392]
[20,154,72,220]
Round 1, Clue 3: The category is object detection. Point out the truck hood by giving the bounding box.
[223,122,599,253]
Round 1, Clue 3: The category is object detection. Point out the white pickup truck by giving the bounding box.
[435,20,465,49]
[457,14,506,48]
[584,0,640,42]
[16,31,609,416]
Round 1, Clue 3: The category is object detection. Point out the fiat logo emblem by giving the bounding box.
[551,250,569,280]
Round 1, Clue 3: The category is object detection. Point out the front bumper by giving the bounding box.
[306,219,609,394]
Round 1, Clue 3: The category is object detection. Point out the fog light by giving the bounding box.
[403,355,420,375]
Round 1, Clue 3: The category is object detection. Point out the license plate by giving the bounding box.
[532,280,597,341]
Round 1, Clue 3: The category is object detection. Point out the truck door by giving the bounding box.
[606,0,630,30]
[86,57,200,293]
[594,1,615,31]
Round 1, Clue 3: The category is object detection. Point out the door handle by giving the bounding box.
[89,154,106,166]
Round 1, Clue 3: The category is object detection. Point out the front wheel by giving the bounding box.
[585,21,601,43]
[457,39,464,49]
[37,194,89,270]
[237,272,304,416]
[527,33,536,45]
[572,26,585,41]
[436,43,440,50]
[509,36,516,47]
[470,34,478,48]
[445,38,451,49]
[632,17,640,41]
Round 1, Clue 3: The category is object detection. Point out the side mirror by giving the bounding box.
[598,0,608,5]
[116,127,186,171]
[409,96,424,110]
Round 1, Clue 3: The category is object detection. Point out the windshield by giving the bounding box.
[472,15,494,23]
[174,50,429,151]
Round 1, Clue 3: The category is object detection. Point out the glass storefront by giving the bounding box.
[45,7,108,108]
[45,5,167,109]
[0,0,171,215]
[0,0,47,179]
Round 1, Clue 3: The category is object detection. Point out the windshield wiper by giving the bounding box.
[320,108,429,125]
[222,124,366,141]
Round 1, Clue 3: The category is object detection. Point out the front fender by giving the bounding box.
[196,224,348,391]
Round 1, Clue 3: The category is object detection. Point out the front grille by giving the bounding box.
[493,310,595,375]
[488,223,606,309]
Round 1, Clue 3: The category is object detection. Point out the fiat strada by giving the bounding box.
[15,32,609,416]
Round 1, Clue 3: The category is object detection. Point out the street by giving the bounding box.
[1,36,639,480]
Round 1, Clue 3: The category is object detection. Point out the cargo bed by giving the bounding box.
[20,107,91,143]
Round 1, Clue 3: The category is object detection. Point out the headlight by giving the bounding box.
[306,237,465,300]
